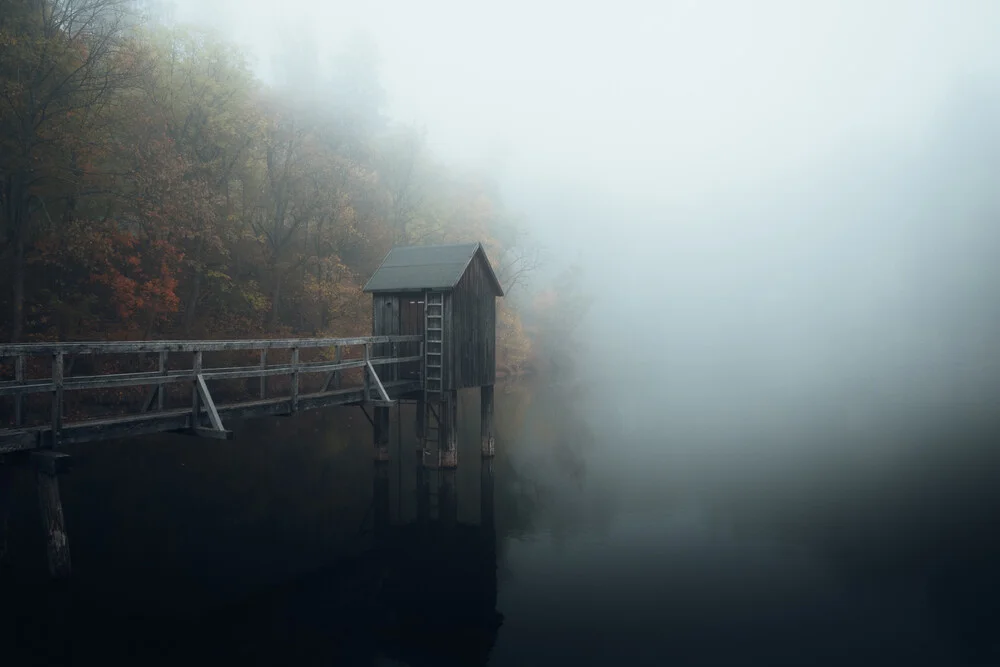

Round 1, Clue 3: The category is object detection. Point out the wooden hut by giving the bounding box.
[363,243,504,466]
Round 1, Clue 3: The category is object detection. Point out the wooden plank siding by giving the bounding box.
[364,242,501,392]
[371,294,401,382]
[449,251,498,389]
[443,291,453,391]
[398,296,425,380]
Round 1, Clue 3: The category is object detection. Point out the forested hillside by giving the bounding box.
[0,0,542,375]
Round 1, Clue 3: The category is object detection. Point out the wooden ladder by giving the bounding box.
[421,291,444,457]
[422,400,442,455]
[423,291,443,401]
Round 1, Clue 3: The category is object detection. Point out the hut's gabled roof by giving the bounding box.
[362,242,504,296]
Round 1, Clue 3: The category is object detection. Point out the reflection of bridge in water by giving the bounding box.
[193,458,502,667]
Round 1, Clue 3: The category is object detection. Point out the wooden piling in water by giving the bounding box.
[373,406,390,462]
[438,391,458,469]
[481,385,495,458]
[415,395,426,444]
[32,451,72,578]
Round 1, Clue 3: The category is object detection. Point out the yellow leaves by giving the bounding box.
[240,281,270,314]
[497,300,533,375]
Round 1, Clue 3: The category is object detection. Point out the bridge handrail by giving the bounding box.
[0,335,422,357]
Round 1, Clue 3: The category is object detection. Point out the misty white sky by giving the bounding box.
[166,0,1000,209]
[156,0,1000,431]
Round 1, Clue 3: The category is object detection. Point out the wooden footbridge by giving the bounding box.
[0,335,424,451]
[0,242,504,577]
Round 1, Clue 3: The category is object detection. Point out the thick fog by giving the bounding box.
[163,0,1000,440]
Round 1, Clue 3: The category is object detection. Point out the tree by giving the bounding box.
[376,124,427,245]
[0,0,146,341]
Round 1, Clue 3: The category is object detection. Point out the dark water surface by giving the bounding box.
[3,379,1000,666]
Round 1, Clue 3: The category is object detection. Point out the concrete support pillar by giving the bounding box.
[438,391,458,469]
[373,405,390,462]
[480,385,495,458]
[32,451,72,578]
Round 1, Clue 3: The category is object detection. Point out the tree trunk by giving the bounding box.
[183,268,202,336]
[270,271,282,330]
[3,174,27,343]
[144,295,160,341]
[183,236,205,336]
[12,228,24,343]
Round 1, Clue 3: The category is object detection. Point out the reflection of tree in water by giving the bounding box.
[489,377,619,547]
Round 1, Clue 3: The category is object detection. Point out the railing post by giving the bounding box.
[158,351,167,411]
[291,347,299,413]
[51,352,63,448]
[192,350,202,428]
[363,343,371,402]
[333,345,341,390]
[259,349,267,399]
[15,354,24,427]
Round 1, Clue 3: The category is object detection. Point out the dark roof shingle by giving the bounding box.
[362,243,504,295]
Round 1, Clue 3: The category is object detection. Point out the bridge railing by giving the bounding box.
[0,335,423,448]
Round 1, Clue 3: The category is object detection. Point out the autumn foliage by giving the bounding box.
[0,1,537,370]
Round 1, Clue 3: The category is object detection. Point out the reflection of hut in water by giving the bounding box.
[370,462,501,666]
[190,459,502,667]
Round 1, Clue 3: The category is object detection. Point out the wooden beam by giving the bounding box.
[373,405,390,461]
[191,351,202,429]
[0,356,423,397]
[195,374,226,432]
[438,391,458,469]
[0,429,39,453]
[158,351,167,410]
[290,347,299,413]
[14,354,24,427]
[363,344,371,402]
[259,349,267,399]
[32,451,72,578]
[366,360,391,402]
[481,384,495,458]
[142,350,169,413]
[321,345,341,392]
[359,404,374,427]
[0,379,423,451]
[32,450,72,475]
[0,335,423,357]
[51,352,63,448]
[415,395,426,440]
